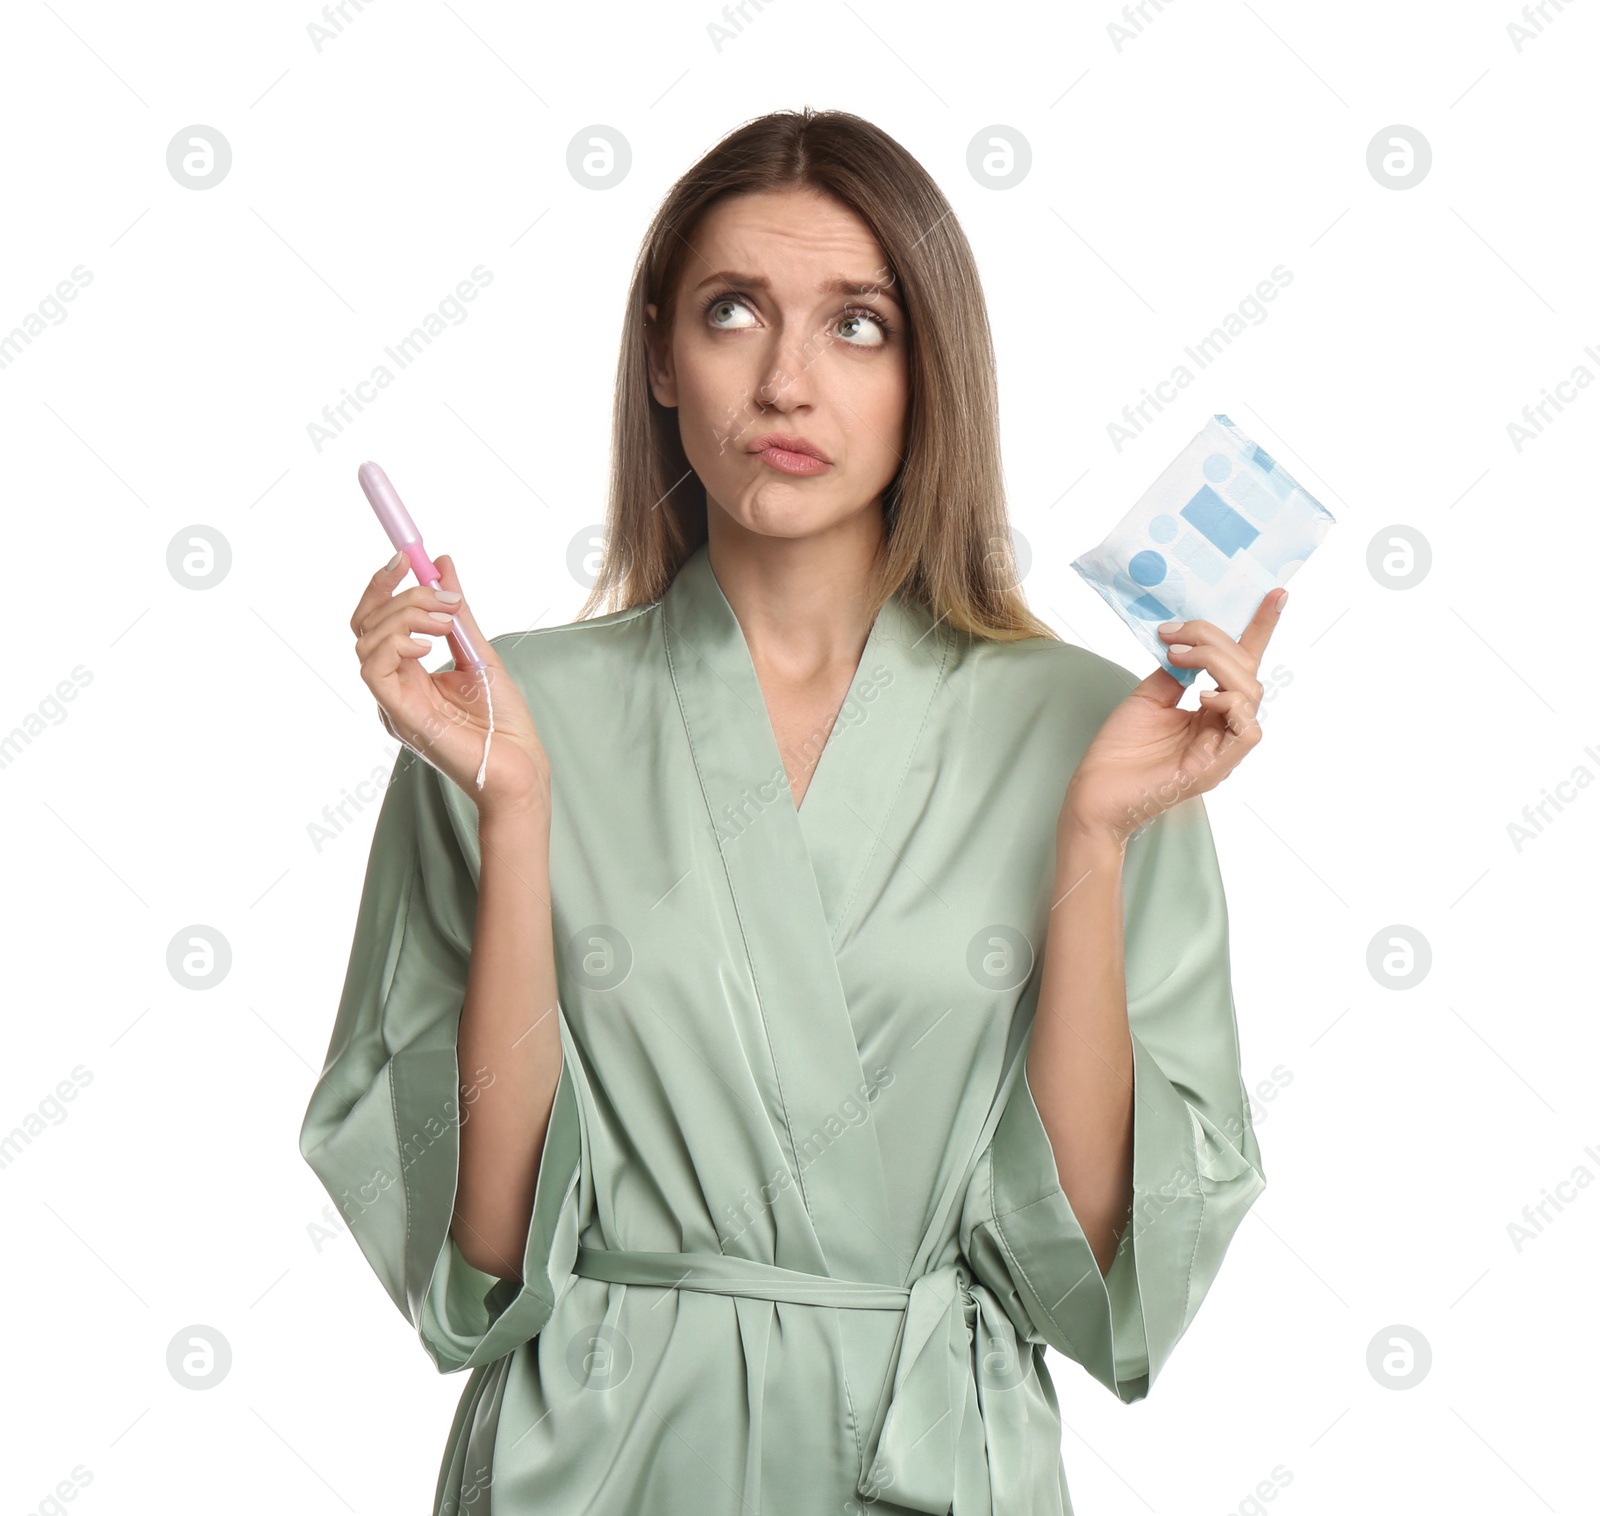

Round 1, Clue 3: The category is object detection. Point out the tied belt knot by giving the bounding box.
[572,1246,1025,1515]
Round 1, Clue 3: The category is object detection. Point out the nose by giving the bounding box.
[750,318,819,415]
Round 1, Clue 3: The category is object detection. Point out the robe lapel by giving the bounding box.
[791,578,954,948]
[661,543,953,1285]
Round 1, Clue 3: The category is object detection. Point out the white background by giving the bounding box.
[1,1,1594,1512]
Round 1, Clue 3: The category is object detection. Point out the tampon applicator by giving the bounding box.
[357,460,495,789]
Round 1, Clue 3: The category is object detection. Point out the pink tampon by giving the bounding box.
[357,460,489,670]
[357,459,495,790]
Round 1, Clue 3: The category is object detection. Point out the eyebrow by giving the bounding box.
[691,269,902,308]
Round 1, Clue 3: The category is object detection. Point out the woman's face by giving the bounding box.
[645,187,909,545]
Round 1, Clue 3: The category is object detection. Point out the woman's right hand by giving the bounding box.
[352,551,550,820]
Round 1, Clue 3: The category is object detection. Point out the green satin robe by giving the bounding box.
[298,541,1267,1516]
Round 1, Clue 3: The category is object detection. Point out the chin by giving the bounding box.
[714,483,846,541]
[722,505,833,542]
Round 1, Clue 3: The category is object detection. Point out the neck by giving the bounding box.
[705,509,888,680]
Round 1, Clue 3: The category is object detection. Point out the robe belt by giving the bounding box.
[571,1245,1019,1515]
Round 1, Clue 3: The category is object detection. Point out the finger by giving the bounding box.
[1157,617,1243,657]
[350,551,411,638]
[360,619,441,676]
[354,600,461,664]
[1237,587,1287,665]
[1128,662,1186,709]
[1159,595,1286,669]
[351,565,456,648]
[358,624,438,719]
[432,554,498,674]
[1197,687,1262,741]
[1164,638,1263,702]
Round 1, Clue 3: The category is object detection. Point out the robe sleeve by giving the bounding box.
[962,789,1267,1401]
[297,741,588,1375]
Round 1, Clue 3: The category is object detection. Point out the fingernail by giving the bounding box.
[385,550,405,571]
[1156,621,1182,635]
[435,588,462,603]
[1168,643,1193,655]
[1277,590,1289,610]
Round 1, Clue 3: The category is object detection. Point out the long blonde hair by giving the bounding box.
[576,106,1057,644]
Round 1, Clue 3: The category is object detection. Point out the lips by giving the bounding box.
[746,432,831,464]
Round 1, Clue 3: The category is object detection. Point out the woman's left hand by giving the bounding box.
[1063,588,1288,849]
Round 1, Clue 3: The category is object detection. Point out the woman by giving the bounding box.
[300,107,1275,1516]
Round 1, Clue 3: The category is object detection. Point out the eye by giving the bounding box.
[703,293,758,330]
[835,305,894,348]
[697,288,897,347]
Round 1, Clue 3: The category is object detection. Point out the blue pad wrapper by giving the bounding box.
[1071,414,1336,685]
